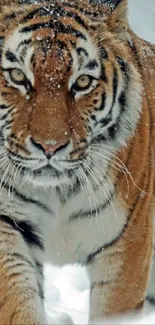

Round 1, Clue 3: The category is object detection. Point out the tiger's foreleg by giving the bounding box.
[0,217,46,325]
[86,221,153,322]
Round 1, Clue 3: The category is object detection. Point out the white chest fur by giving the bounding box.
[45,188,128,266]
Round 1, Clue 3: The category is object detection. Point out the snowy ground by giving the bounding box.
[44,1,155,324]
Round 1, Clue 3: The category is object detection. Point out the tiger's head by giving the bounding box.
[0,0,142,187]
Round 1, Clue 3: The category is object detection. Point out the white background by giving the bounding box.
[128,0,155,43]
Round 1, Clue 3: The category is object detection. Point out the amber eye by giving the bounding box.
[76,75,92,90]
[76,75,91,88]
[9,69,26,84]
[73,75,93,93]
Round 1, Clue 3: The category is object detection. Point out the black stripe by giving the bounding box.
[18,0,40,3]
[54,21,87,40]
[1,182,52,214]
[117,56,129,83]
[92,133,107,142]
[76,47,89,57]
[99,113,112,126]
[85,223,126,264]
[5,51,19,63]
[4,12,17,21]
[91,114,97,123]
[52,6,88,30]
[111,66,118,108]
[85,60,99,70]
[13,188,52,214]
[69,176,82,197]
[36,261,44,277]
[0,104,10,110]
[99,46,108,60]
[17,39,32,51]
[39,37,52,60]
[90,280,110,292]
[100,63,107,82]
[0,36,4,44]
[62,2,100,18]
[56,176,81,203]
[108,122,118,139]
[70,194,114,220]
[10,252,34,268]
[55,187,66,204]
[95,92,106,111]
[56,39,67,56]
[3,10,25,23]
[66,11,88,30]
[116,57,129,113]
[38,282,44,300]
[21,7,50,22]
[5,125,11,130]
[127,40,142,70]
[17,220,44,250]
[1,108,12,120]
[85,210,130,264]
[117,56,128,73]
[118,91,126,112]
[0,215,44,250]
[146,296,155,305]
[8,149,37,162]
[56,40,73,69]
[1,119,13,132]
[0,215,17,229]
[20,21,51,33]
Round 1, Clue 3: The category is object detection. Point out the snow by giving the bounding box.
[45,265,89,324]
[44,1,155,324]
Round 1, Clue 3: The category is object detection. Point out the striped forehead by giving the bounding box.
[1,21,100,87]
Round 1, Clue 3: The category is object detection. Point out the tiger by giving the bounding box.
[0,0,154,323]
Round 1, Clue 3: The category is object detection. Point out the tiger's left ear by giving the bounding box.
[90,0,128,39]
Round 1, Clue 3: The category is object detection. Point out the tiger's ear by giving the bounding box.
[107,0,128,37]
[90,0,128,39]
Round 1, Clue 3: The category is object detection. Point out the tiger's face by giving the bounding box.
[0,2,141,187]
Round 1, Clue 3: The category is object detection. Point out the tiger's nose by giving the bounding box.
[30,137,69,158]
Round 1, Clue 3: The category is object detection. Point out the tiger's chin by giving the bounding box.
[22,165,72,188]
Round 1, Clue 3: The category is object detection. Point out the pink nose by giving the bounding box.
[30,137,69,157]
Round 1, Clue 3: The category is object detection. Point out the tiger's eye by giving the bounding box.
[76,75,91,89]
[10,69,25,84]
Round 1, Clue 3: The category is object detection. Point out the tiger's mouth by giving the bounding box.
[8,154,86,186]
[25,164,65,178]
[19,161,82,186]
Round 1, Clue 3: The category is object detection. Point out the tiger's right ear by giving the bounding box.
[89,0,128,39]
